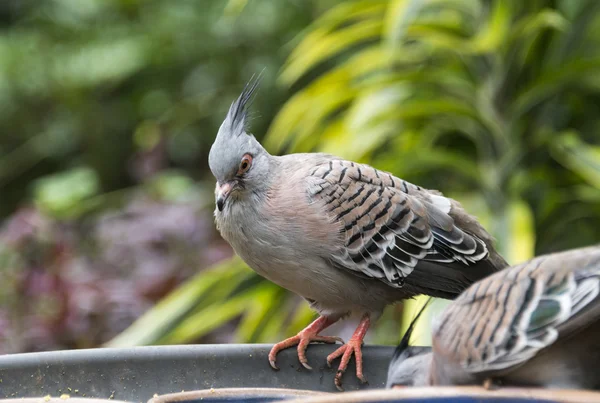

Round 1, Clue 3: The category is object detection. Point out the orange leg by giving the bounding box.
[268,315,343,370]
[326,313,371,391]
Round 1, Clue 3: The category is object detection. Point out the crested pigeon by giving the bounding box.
[208,76,507,391]
[386,244,600,390]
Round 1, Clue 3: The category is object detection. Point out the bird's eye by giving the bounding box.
[237,154,253,175]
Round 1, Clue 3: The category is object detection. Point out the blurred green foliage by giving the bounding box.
[1,0,600,353]
[0,0,318,218]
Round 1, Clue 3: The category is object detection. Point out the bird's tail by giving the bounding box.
[390,297,432,364]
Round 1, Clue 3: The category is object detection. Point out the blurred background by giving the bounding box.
[0,0,598,354]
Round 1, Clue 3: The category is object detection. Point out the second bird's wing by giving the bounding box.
[431,245,600,376]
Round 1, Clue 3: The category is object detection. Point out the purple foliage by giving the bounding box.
[0,197,232,354]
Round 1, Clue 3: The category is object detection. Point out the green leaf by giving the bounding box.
[159,290,254,344]
[32,167,100,219]
[551,132,600,189]
[280,17,384,86]
[384,98,482,123]
[265,69,358,153]
[223,0,248,17]
[383,0,424,47]
[513,58,600,117]
[506,198,536,264]
[509,9,568,41]
[318,84,411,160]
[52,37,149,88]
[105,258,251,347]
[234,283,286,342]
[145,170,196,202]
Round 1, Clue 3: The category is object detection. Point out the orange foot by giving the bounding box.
[326,313,371,391]
[268,315,342,370]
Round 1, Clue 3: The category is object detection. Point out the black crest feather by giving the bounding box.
[391,298,432,362]
[226,71,264,136]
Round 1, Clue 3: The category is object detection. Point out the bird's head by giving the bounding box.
[208,74,271,212]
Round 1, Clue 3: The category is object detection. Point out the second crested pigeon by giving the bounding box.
[386,245,600,390]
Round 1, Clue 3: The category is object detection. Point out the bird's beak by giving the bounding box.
[216,181,234,211]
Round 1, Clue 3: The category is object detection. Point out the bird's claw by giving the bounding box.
[326,338,366,391]
[483,377,500,390]
[269,333,343,371]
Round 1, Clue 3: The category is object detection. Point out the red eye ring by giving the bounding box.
[238,154,253,175]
